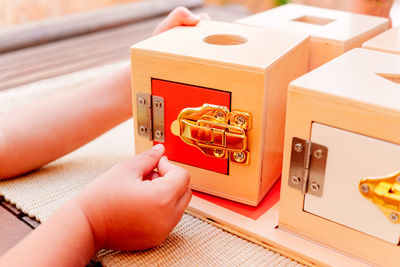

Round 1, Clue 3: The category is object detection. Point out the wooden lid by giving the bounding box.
[363,26,400,55]
[290,48,400,112]
[131,20,308,71]
[237,4,388,44]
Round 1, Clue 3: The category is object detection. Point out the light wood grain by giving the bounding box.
[131,19,309,205]
[280,48,400,267]
[362,26,400,55]
[236,4,389,70]
[187,196,369,267]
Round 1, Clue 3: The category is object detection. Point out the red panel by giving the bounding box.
[192,179,281,220]
[152,79,230,174]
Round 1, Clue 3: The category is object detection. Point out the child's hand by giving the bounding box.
[152,6,210,35]
[77,144,191,251]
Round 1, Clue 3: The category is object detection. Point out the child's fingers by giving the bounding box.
[197,13,211,20]
[156,156,174,176]
[169,7,200,26]
[175,188,192,213]
[160,169,191,198]
[157,155,189,181]
[129,144,164,178]
[143,171,160,181]
[153,6,200,35]
[156,156,190,197]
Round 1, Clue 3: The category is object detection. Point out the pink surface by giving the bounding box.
[193,179,281,220]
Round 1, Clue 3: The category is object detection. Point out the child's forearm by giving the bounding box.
[0,65,132,179]
[0,198,96,267]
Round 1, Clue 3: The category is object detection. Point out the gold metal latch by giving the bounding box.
[170,104,251,164]
[359,171,400,223]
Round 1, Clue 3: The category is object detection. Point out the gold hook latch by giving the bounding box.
[359,170,400,223]
[171,104,251,164]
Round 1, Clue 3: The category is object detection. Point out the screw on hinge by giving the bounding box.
[154,130,163,138]
[291,176,301,184]
[154,101,162,109]
[313,149,323,159]
[139,126,146,133]
[310,182,320,192]
[294,143,303,153]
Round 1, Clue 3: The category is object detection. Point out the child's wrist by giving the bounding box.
[73,196,105,252]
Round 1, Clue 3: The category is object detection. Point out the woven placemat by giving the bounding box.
[0,63,303,266]
[96,214,302,267]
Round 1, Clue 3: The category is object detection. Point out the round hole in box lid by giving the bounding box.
[203,34,247,46]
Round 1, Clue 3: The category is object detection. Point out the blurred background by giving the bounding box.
[0,0,397,91]
[1,0,398,27]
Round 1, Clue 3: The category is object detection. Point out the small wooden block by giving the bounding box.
[236,4,389,70]
[280,48,400,266]
[131,20,309,205]
[362,26,400,55]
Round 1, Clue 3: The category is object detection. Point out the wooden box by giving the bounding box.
[130,20,309,205]
[280,48,400,266]
[363,26,400,55]
[236,4,389,70]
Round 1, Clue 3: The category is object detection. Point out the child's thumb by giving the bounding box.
[157,155,176,177]
[131,144,165,178]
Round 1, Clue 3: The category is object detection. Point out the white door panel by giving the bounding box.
[305,123,400,244]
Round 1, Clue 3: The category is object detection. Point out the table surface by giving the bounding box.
[0,198,38,256]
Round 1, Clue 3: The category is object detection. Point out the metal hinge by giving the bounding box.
[136,93,165,142]
[288,137,328,197]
